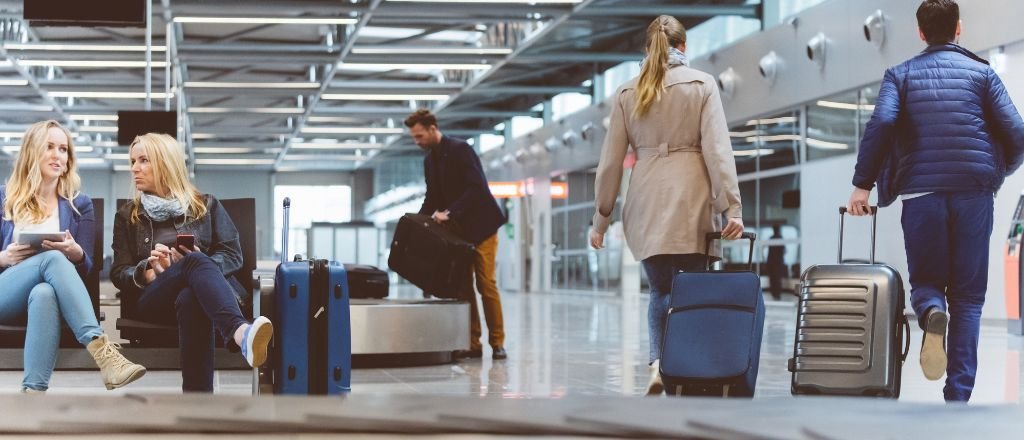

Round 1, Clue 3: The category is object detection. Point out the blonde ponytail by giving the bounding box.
[633,16,687,118]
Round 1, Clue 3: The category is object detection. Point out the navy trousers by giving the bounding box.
[901,191,993,402]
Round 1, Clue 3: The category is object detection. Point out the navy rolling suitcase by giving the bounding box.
[273,197,352,395]
[660,232,766,397]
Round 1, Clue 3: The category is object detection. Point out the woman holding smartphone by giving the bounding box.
[110,133,273,392]
[0,120,146,393]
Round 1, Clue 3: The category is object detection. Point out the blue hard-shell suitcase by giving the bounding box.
[273,198,352,395]
[660,232,766,397]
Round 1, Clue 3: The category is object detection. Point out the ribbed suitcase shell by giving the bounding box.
[789,207,909,398]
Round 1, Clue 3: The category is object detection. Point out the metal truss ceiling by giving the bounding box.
[0,0,758,171]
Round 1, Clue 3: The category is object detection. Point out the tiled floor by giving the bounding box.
[3,288,1024,405]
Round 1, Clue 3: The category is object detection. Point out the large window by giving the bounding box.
[731,110,801,175]
[273,185,351,259]
[808,90,859,161]
[550,170,622,292]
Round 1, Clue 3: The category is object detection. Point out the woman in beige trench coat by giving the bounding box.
[589,15,744,396]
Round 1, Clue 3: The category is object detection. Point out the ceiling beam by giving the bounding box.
[576,4,761,19]
[273,0,387,170]
[511,53,642,64]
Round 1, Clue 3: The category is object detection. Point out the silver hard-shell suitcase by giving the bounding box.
[788,206,910,398]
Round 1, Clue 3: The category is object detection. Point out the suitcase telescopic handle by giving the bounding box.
[281,197,291,265]
[704,232,757,270]
[838,206,878,264]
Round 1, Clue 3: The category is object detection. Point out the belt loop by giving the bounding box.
[658,142,668,158]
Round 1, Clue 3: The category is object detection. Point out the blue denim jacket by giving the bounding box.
[0,186,94,279]
[110,194,243,297]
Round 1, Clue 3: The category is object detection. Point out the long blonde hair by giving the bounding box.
[634,15,687,118]
[128,133,207,223]
[4,120,81,224]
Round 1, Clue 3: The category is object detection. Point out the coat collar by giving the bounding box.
[922,43,989,65]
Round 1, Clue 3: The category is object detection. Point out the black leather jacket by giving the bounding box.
[110,194,244,299]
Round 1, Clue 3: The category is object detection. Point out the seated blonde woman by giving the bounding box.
[0,120,145,393]
[110,133,272,393]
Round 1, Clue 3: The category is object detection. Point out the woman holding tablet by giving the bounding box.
[111,133,272,393]
[0,120,146,393]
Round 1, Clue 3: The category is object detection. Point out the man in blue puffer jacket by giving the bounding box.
[847,0,1024,402]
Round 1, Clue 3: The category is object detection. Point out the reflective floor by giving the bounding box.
[2,288,1024,406]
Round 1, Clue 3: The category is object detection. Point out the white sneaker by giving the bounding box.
[242,316,274,368]
[20,387,45,394]
[646,359,664,396]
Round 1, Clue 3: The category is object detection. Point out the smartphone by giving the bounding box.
[175,234,195,251]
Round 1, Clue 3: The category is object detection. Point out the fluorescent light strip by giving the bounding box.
[816,100,875,111]
[745,134,801,143]
[351,47,512,55]
[194,147,283,154]
[50,91,173,99]
[729,130,759,138]
[174,16,357,25]
[306,116,363,123]
[104,154,130,160]
[337,62,490,71]
[190,107,304,114]
[195,158,276,165]
[76,158,106,165]
[745,116,797,127]
[733,149,776,157]
[0,79,28,86]
[78,126,118,133]
[292,142,384,149]
[321,94,448,101]
[69,114,119,121]
[186,81,320,89]
[806,137,850,150]
[284,154,364,161]
[18,60,169,68]
[0,132,24,138]
[300,127,404,135]
[4,43,167,52]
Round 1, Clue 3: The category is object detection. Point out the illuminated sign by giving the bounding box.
[489,181,568,199]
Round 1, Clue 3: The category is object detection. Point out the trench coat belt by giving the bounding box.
[634,143,701,160]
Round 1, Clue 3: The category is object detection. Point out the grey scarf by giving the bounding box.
[667,47,689,67]
[641,47,690,70]
[141,193,186,222]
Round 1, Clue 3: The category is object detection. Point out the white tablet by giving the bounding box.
[17,232,64,250]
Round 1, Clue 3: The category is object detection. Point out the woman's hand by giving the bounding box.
[41,230,84,263]
[590,230,605,250]
[168,244,203,263]
[721,217,744,240]
[149,244,172,274]
[0,243,35,267]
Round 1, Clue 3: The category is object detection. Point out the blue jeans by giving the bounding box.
[0,251,103,391]
[902,191,993,402]
[640,253,709,363]
[136,252,248,392]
